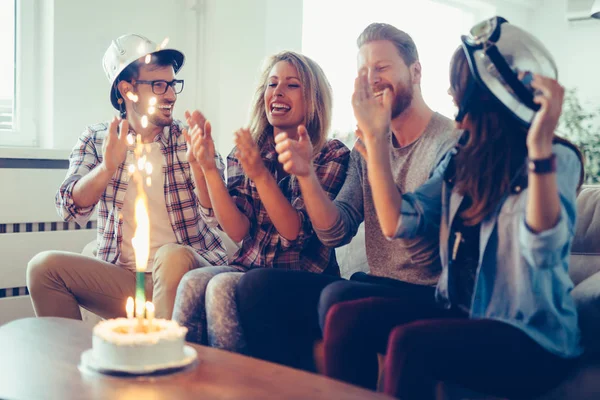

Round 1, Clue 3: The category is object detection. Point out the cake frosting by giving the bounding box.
[92,318,188,370]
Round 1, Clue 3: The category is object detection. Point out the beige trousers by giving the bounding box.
[26,243,211,320]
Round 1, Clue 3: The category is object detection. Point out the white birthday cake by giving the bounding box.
[90,318,190,371]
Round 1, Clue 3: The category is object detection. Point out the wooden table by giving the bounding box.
[0,317,393,400]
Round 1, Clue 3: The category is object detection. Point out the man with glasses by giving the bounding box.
[26,34,227,321]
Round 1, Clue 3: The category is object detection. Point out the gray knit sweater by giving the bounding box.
[315,113,460,285]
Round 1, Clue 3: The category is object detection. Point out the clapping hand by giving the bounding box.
[183,110,217,172]
[352,69,392,144]
[274,125,313,177]
[234,128,268,181]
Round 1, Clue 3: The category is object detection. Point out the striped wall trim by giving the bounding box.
[0,220,97,234]
[0,158,69,169]
[0,287,29,298]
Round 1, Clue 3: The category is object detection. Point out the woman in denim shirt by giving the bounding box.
[320,17,584,399]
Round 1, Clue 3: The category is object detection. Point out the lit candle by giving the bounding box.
[131,138,151,331]
[146,301,155,332]
[126,297,134,319]
[132,185,150,318]
[136,299,145,332]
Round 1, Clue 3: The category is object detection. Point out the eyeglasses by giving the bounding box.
[134,79,184,95]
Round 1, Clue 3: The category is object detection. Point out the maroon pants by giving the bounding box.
[323,297,576,400]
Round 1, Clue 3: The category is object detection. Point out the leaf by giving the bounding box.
[559,88,600,184]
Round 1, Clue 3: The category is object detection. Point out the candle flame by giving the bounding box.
[127,134,134,145]
[135,298,145,318]
[148,106,156,115]
[128,164,136,174]
[146,177,152,187]
[146,301,155,332]
[144,54,152,64]
[149,97,157,106]
[141,115,148,128]
[126,297,134,316]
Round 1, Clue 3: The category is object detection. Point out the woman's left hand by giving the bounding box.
[234,128,268,181]
[527,75,564,158]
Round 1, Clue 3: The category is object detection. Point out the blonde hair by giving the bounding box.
[247,51,332,155]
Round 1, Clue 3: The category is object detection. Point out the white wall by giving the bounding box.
[200,0,303,155]
[9,0,600,156]
[36,0,199,151]
[28,0,302,157]
[529,0,600,106]
[454,0,600,106]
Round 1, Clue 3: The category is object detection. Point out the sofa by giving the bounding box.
[532,186,600,400]
[335,186,600,400]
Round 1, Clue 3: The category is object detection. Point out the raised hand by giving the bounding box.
[184,122,217,173]
[185,109,207,131]
[274,125,313,177]
[102,116,129,174]
[527,75,564,158]
[184,109,217,172]
[234,128,267,181]
[352,69,393,143]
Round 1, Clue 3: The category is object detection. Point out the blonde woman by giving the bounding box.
[172,51,350,352]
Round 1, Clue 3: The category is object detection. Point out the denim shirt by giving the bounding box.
[392,142,583,358]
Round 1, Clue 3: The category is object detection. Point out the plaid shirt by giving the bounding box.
[56,120,228,266]
[201,138,350,274]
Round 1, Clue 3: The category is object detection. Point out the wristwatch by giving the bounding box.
[527,153,556,174]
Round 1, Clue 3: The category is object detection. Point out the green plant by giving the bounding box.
[558,88,600,184]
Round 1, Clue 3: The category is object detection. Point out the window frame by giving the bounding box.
[0,0,37,147]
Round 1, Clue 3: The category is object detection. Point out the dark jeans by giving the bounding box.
[236,269,435,372]
[323,295,577,400]
[318,272,437,331]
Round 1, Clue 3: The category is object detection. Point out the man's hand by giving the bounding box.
[101,117,129,174]
[352,70,392,143]
[184,109,217,173]
[275,125,313,177]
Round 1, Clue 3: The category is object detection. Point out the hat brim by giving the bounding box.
[110,48,185,110]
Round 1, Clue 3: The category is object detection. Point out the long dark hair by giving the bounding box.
[449,47,583,226]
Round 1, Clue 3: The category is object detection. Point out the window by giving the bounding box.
[0,0,36,147]
[302,0,488,144]
[0,0,15,132]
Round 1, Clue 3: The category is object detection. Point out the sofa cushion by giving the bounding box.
[334,222,369,279]
[570,187,600,285]
[569,187,600,354]
[572,271,600,354]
